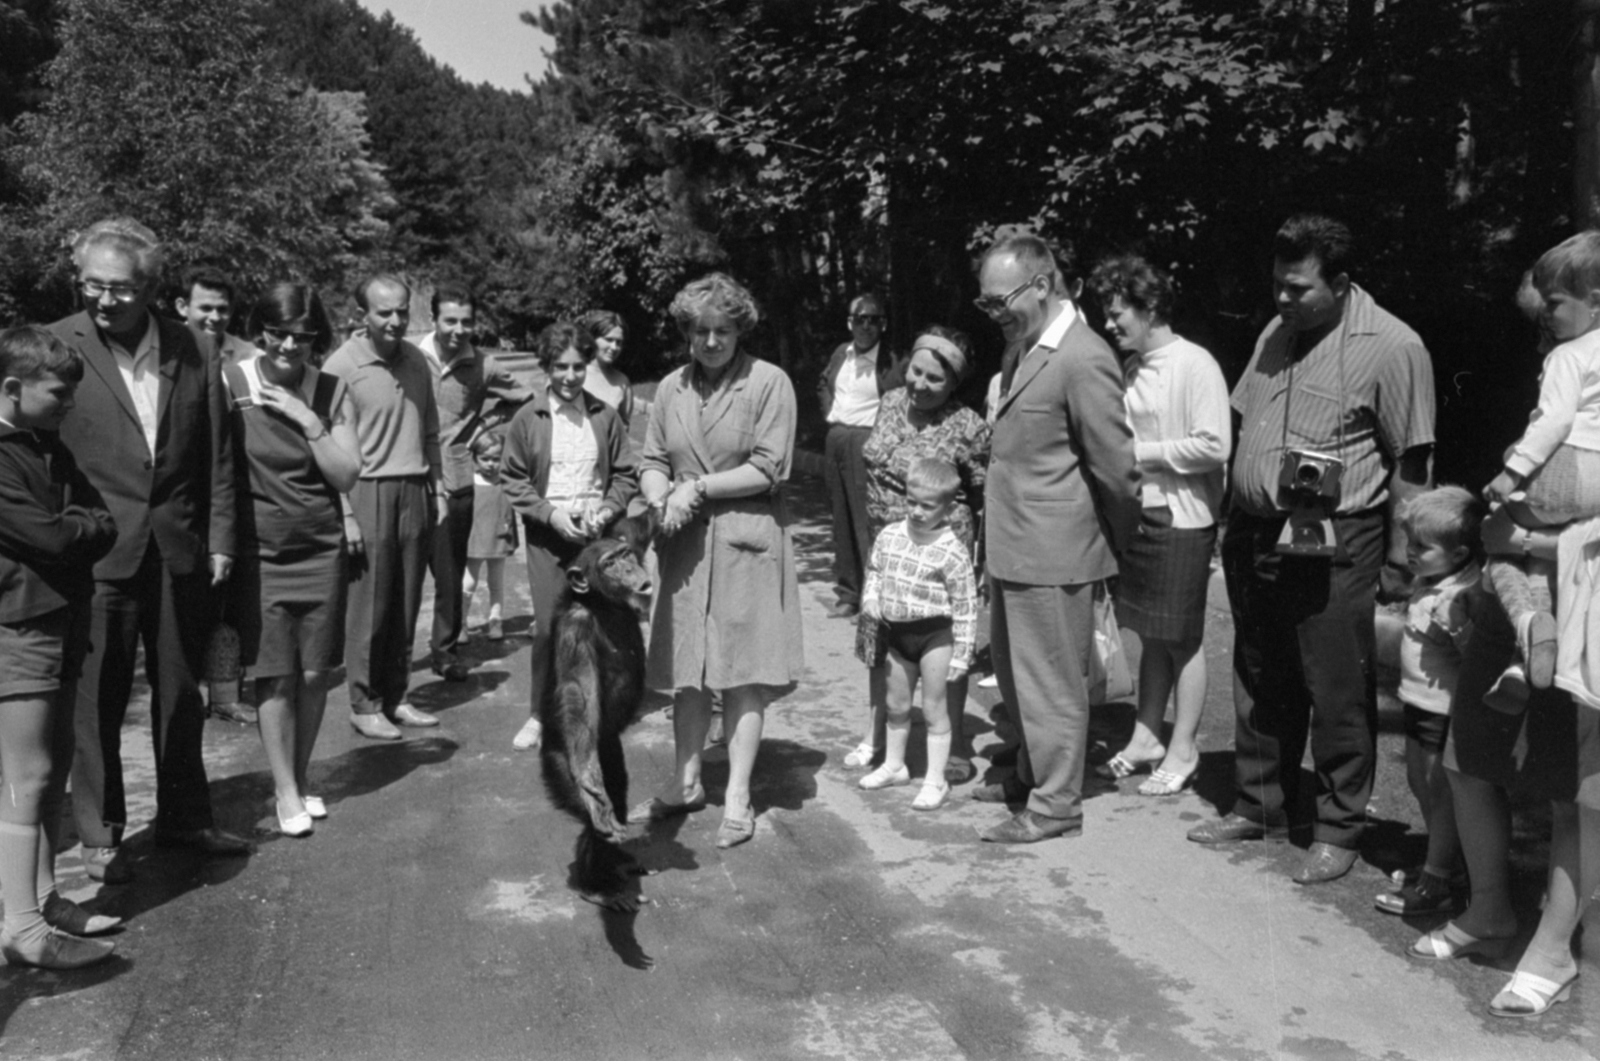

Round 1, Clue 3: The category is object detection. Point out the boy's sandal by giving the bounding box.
[1138,768,1195,797]
[1488,970,1576,1018]
[911,778,950,811]
[943,756,976,785]
[1374,870,1456,917]
[843,742,882,769]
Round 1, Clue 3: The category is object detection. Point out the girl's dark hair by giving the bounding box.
[576,309,625,342]
[1089,254,1175,325]
[534,321,596,370]
[247,282,335,357]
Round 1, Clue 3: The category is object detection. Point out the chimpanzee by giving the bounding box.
[539,513,655,911]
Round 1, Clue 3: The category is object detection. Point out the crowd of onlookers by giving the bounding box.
[817,218,1598,1022]
[0,210,1594,1024]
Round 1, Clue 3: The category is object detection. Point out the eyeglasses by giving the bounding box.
[849,314,884,325]
[973,275,1043,316]
[80,279,143,302]
[263,327,319,346]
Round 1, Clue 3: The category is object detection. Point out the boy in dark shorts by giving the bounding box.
[0,325,119,968]
[856,459,978,811]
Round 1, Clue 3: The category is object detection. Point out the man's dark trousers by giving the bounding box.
[72,543,215,845]
[824,422,873,608]
[1224,509,1383,848]
[429,486,474,664]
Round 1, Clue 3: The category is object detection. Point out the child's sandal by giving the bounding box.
[911,778,950,811]
[843,741,882,769]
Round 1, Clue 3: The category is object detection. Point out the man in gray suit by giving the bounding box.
[973,232,1140,842]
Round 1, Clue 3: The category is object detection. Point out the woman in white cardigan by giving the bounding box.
[1090,254,1230,796]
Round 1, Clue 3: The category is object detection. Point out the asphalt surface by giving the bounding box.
[1,472,1595,1060]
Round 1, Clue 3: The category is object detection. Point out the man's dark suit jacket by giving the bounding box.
[50,311,235,579]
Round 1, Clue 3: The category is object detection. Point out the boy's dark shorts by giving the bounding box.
[0,607,87,700]
[882,615,954,667]
[1403,703,1450,754]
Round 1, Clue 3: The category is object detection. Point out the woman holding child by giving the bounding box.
[225,284,361,838]
[0,326,119,968]
[1088,254,1229,796]
[1413,232,1600,1020]
[850,326,989,784]
[627,273,802,849]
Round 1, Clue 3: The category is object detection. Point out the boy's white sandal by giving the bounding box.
[911,778,950,811]
[859,763,910,790]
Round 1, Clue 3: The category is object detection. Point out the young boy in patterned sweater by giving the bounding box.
[856,458,978,811]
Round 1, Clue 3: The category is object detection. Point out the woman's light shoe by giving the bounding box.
[843,742,881,769]
[1489,970,1576,1018]
[1408,921,1513,961]
[911,778,950,811]
[277,800,314,838]
[512,717,543,751]
[859,763,910,790]
[302,795,328,820]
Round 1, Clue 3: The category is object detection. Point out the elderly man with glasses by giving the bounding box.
[50,217,249,884]
[817,293,905,619]
[972,232,1140,843]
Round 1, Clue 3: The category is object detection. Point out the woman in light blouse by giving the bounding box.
[1090,254,1230,795]
[627,273,803,848]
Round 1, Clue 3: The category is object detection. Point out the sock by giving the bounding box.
[883,716,911,771]
[924,731,952,786]
[0,821,47,942]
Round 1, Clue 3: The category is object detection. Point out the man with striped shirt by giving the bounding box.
[1188,214,1435,884]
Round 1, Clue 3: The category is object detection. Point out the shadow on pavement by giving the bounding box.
[0,953,129,1039]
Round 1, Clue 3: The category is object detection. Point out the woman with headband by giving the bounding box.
[850,326,991,784]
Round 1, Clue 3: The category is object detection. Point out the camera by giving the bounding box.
[1278,448,1343,499]
[1275,448,1344,557]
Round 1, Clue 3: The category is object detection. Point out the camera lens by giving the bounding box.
[1296,461,1321,487]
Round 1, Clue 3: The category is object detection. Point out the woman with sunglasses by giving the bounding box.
[224,284,361,837]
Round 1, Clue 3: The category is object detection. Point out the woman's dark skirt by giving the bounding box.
[1114,507,1216,644]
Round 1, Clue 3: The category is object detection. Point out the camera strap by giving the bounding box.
[1279,310,1351,463]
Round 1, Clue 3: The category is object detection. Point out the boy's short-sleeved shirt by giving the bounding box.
[1398,561,1480,715]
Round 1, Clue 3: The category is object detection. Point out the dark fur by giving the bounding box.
[538,512,655,909]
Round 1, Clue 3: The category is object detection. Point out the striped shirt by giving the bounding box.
[1231,284,1435,516]
[861,520,979,669]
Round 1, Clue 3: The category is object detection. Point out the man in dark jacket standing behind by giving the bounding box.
[53,218,249,885]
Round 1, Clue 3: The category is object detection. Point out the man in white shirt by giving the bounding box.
[817,294,904,618]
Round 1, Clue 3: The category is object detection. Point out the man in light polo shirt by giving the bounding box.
[322,275,444,740]
[413,281,531,681]
[1188,214,1435,884]
[817,293,903,618]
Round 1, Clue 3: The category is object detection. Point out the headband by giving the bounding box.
[912,334,969,381]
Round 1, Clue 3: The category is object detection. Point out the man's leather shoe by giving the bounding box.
[970,778,1031,804]
[209,701,258,725]
[350,712,402,740]
[154,826,252,856]
[391,703,439,728]
[81,845,132,884]
[1186,813,1288,844]
[431,658,470,682]
[1293,841,1359,885]
[979,809,1081,844]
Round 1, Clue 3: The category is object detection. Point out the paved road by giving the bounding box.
[1,476,1594,1060]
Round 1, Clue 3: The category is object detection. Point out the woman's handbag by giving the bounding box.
[1088,580,1135,705]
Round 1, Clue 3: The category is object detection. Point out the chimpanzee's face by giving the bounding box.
[575,539,653,619]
